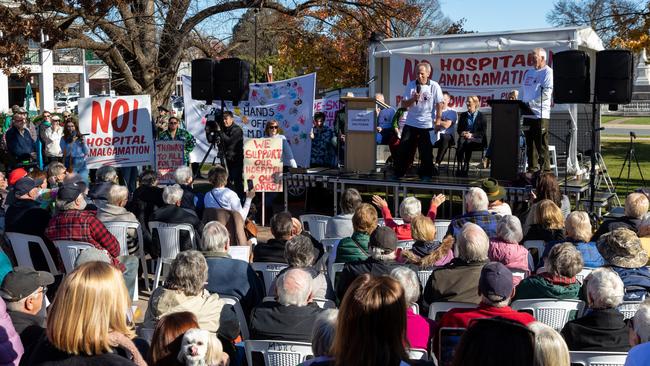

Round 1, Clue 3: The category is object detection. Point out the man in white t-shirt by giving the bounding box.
[521,48,553,173]
[394,62,444,180]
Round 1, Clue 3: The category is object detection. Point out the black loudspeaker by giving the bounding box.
[191,58,217,101]
[215,58,250,103]
[553,50,591,103]
[595,50,634,104]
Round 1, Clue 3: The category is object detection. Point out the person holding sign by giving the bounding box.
[158,117,196,166]
[395,62,444,180]
[264,120,297,169]
[60,118,89,183]
[309,112,337,168]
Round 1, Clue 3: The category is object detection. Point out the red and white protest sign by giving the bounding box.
[243,138,283,192]
[78,95,155,168]
[388,48,569,109]
[313,96,343,128]
[156,141,184,184]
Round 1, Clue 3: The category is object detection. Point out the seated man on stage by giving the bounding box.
[375,93,397,145]
[456,95,487,177]
[431,91,457,174]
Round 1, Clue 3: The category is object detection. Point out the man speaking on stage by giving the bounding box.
[394,62,444,180]
[521,47,553,173]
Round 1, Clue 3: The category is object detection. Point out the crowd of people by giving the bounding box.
[0,156,645,365]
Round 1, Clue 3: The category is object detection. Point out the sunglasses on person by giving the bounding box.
[268,125,279,129]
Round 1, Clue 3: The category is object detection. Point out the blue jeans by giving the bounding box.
[119,255,139,299]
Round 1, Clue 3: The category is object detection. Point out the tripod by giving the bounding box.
[195,102,228,179]
[615,131,646,193]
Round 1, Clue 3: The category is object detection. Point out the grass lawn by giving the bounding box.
[601,115,650,125]
[601,140,650,194]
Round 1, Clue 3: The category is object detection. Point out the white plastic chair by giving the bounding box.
[103,221,150,291]
[228,246,251,263]
[549,145,559,177]
[6,232,61,275]
[428,302,478,321]
[511,269,527,281]
[251,262,289,295]
[397,240,415,250]
[408,348,429,361]
[569,351,628,366]
[53,240,95,274]
[434,220,451,242]
[576,268,594,284]
[220,294,250,340]
[299,214,331,241]
[329,262,345,289]
[618,301,642,320]
[511,299,585,331]
[417,269,433,287]
[244,340,313,366]
[320,238,341,255]
[378,217,405,226]
[149,221,196,289]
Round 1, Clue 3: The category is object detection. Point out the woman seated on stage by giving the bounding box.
[455,95,487,177]
[371,194,445,241]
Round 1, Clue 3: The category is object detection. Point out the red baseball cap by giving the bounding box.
[8,168,28,186]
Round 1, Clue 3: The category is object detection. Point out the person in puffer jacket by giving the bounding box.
[488,215,530,286]
[0,297,24,366]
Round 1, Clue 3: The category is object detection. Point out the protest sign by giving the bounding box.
[388,48,569,109]
[183,73,316,167]
[313,95,342,128]
[243,138,283,192]
[156,141,184,184]
[78,95,155,168]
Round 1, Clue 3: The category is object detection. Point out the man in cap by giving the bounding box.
[336,226,418,301]
[44,181,138,297]
[480,178,512,216]
[597,227,650,301]
[1,266,54,352]
[436,262,535,329]
[4,177,58,271]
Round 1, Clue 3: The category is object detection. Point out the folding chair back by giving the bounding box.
[428,302,477,321]
[251,262,289,295]
[511,299,585,331]
[53,240,95,273]
[6,232,60,275]
[576,268,594,284]
[149,221,196,289]
[618,301,642,320]
[329,262,345,289]
[434,220,451,242]
[417,269,434,287]
[407,348,429,361]
[220,295,250,340]
[244,340,313,366]
[299,214,331,241]
[103,221,149,290]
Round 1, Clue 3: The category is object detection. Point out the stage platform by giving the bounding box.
[282,166,593,217]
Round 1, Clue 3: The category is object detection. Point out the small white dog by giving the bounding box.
[177,328,227,366]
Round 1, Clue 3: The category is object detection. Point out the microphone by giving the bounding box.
[415,81,421,105]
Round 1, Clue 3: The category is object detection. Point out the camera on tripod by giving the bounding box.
[205,108,223,144]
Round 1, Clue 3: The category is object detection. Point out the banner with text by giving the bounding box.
[243,138,283,192]
[183,73,316,167]
[156,141,184,184]
[78,95,155,168]
[388,48,569,109]
[313,95,342,128]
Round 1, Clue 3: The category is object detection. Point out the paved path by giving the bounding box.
[604,124,650,136]
[606,117,633,124]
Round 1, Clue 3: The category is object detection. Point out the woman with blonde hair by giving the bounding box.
[528,322,570,366]
[542,211,605,268]
[523,199,566,243]
[455,95,487,177]
[400,215,453,267]
[22,261,146,365]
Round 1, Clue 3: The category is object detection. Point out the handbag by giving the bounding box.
[244,218,258,239]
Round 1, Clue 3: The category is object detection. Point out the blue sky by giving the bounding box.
[441,0,555,32]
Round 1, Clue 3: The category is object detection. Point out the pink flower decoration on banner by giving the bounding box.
[278,104,286,112]
[297,86,304,97]
[298,115,305,125]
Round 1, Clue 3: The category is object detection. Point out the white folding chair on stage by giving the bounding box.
[549,145,559,177]
[53,240,95,274]
[428,302,477,321]
[569,351,628,366]
[6,232,61,275]
[149,221,196,289]
[244,340,313,366]
[511,299,585,331]
[251,262,288,295]
[408,348,429,361]
[220,295,250,340]
[103,221,150,291]
[299,214,331,241]
[329,262,345,289]
[434,220,451,242]
[397,240,415,250]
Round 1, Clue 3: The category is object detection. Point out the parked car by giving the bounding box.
[54,95,79,113]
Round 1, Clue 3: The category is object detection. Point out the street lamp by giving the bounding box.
[253,8,259,83]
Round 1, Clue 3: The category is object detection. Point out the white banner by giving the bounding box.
[313,95,343,128]
[388,48,569,109]
[183,73,316,167]
[78,95,155,168]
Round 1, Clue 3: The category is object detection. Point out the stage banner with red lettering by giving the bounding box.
[78,95,155,168]
[388,48,569,109]
[156,141,184,184]
[313,95,343,128]
[243,138,283,192]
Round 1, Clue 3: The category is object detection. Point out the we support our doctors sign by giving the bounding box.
[78,95,155,168]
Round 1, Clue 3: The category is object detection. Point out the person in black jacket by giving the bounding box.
[456,96,487,177]
[149,184,203,256]
[253,212,292,263]
[87,166,118,208]
[219,111,244,200]
[592,192,648,241]
[126,170,164,256]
